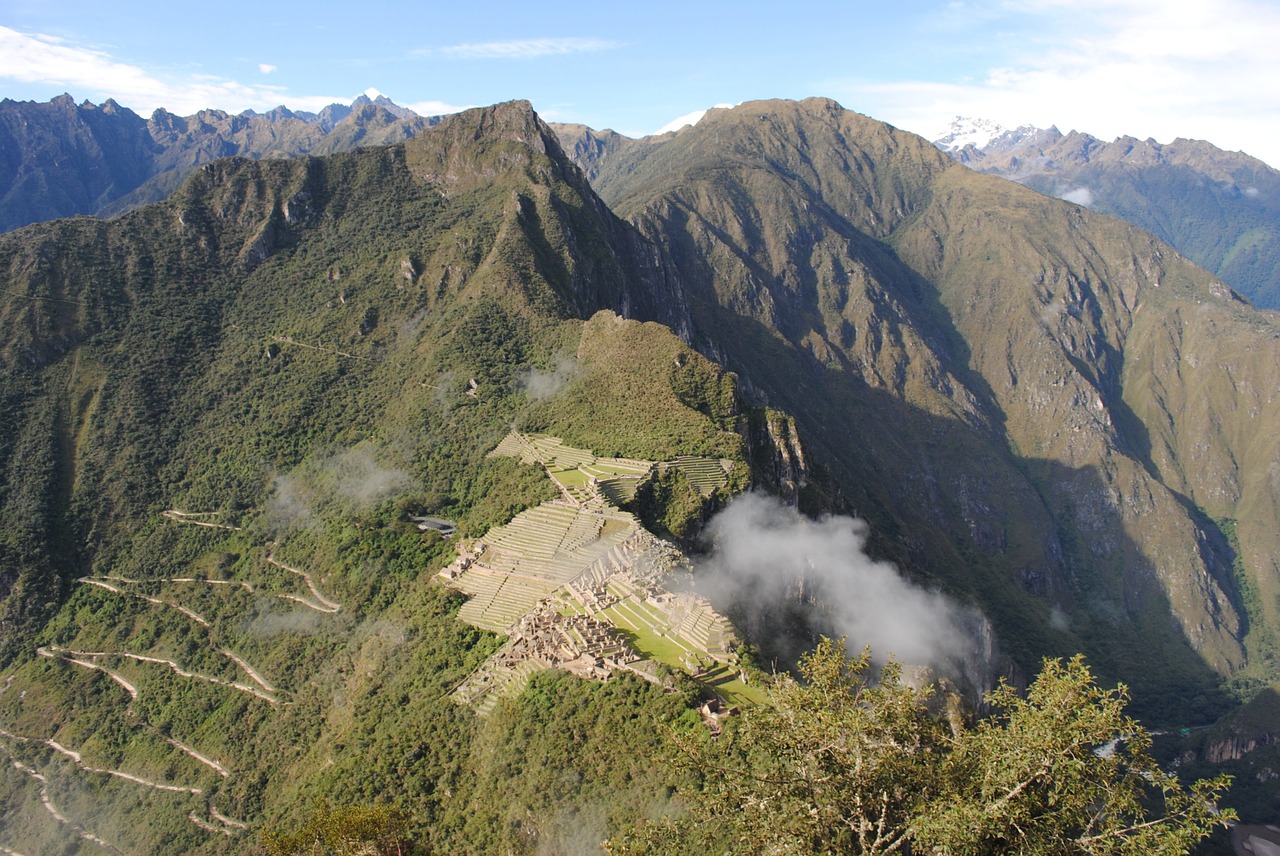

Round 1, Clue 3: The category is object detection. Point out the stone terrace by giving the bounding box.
[446,432,750,712]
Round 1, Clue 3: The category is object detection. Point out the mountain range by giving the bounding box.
[0,97,1277,852]
[936,117,1280,310]
[0,92,438,232]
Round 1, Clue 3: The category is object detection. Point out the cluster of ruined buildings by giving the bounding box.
[437,432,745,718]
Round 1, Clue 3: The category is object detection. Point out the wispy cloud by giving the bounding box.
[0,26,346,115]
[1056,187,1094,207]
[258,63,277,74]
[404,98,472,116]
[436,37,620,60]
[694,494,987,682]
[833,0,1280,168]
[1,25,169,101]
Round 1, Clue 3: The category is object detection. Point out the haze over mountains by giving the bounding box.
[1,96,1278,851]
[0,92,439,232]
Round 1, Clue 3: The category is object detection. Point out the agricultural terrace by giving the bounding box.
[444,433,753,712]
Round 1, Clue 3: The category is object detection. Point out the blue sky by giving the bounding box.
[3,0,1280,167]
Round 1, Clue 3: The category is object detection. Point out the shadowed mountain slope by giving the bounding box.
[566,98,1280,716]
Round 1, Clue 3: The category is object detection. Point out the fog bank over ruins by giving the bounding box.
[694,494,989,681]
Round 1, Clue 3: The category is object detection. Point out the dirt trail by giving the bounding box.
[37,648,138,700]
[2,729,204,796]
[67,583,280,696]
[1,844,31,856]
[219,649,277,694]
[104,575,254,592]
[162,511,241,529]
[98,572,339,613]
[265,555,340,613]
[209,805,248,829]
[271,334,361,360]
[79,578,210,626]
[188,812,234,836]
[44,740,203,794]
[45,647,279,705]
[162,510,242,531]
[1,742,122,854]
[161,736,229,778]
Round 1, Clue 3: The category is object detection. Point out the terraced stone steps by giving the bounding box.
[669,456,733,495]
[450,432,748,712]
[472,660,547,716]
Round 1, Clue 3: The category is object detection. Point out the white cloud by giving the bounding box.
[258,63,277,74]
[0,26,346,115]
[653,103,737,135]
[655,109,708,135]
[1057,187,1094,207]
[404,99,472,117]
[832,0,1280,168]
[437,37,620,60]
[1,25,170,102]
[696,494,981,675]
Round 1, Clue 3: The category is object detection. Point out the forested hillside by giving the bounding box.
[0,101,755,853]
[0,98,1277,852]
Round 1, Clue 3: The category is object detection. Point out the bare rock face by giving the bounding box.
[741,410,809,503]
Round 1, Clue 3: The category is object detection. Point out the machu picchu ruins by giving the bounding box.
[441,431,760,713]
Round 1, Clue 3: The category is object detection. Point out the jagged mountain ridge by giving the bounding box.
[935,119,1280,309]
[0,93,442,232]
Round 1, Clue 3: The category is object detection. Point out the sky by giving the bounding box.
[3,0,1280,167]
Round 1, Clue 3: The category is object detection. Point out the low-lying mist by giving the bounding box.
[693,493,991,687]
[267,445,414,531]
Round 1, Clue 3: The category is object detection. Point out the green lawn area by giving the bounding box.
[698,665,769,707]
[602,603,695,667]
[549,468,590,490]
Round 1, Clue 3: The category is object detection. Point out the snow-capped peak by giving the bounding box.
[934,116,1008,152]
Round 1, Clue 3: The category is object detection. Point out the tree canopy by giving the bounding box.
[607,638,1234,855]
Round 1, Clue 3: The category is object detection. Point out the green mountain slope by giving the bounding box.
[0,101,749,854]
[3,95,1280,851]
[575,98,1280,718]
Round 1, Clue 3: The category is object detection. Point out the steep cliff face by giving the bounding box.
[584,98,1280,708]
[0,95,159,230]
